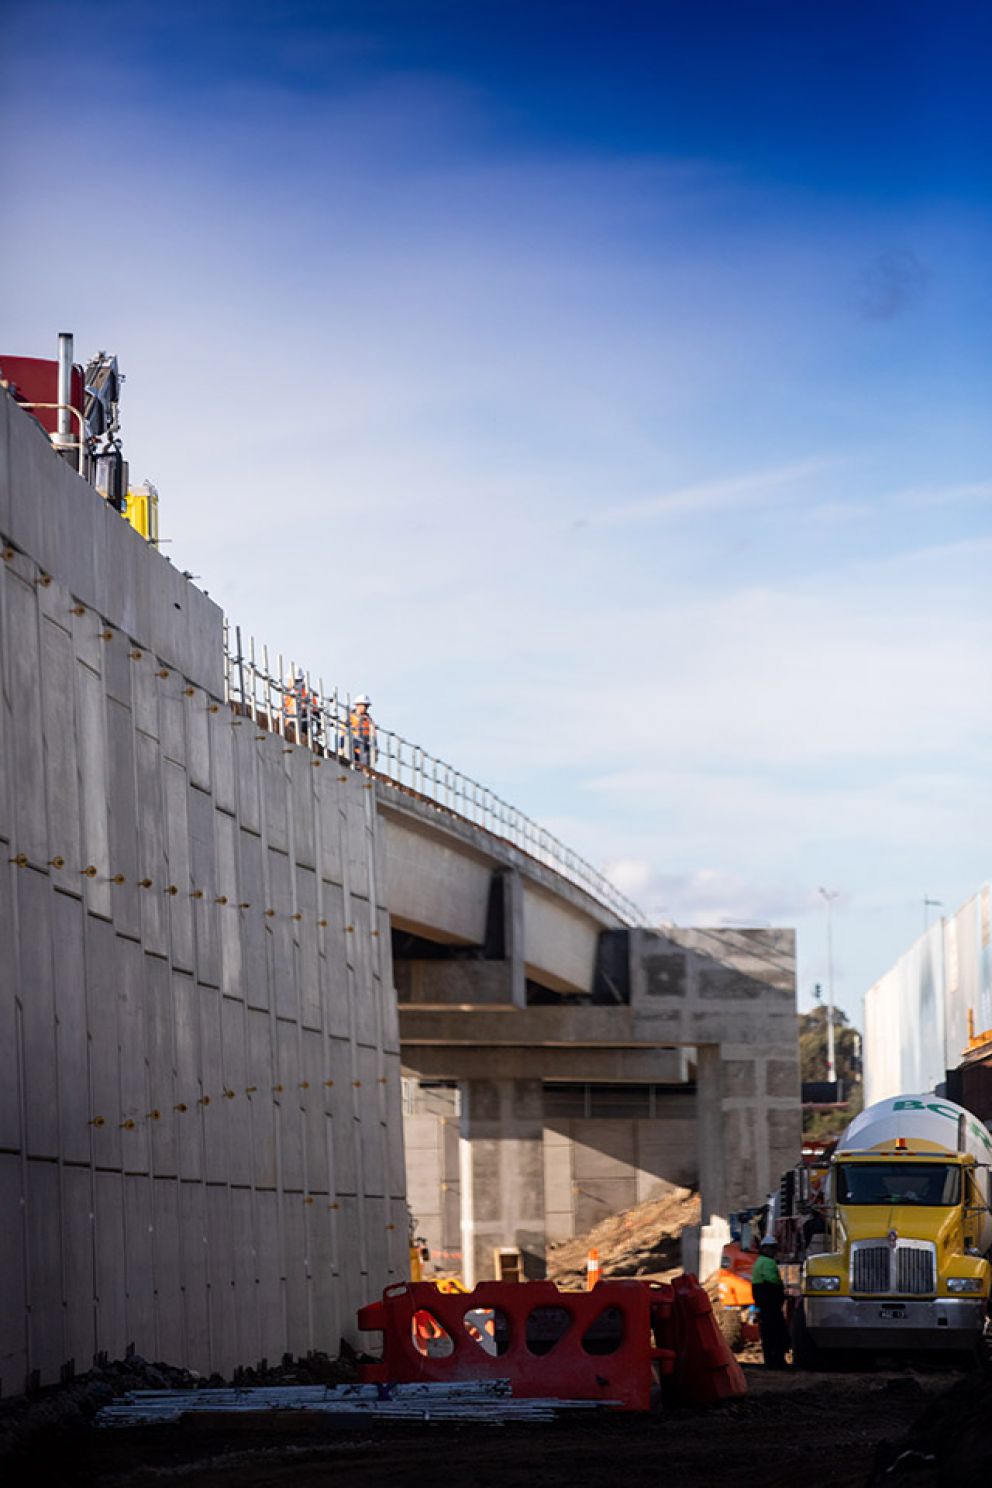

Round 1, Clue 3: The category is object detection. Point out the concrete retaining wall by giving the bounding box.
[0,395,406,1394]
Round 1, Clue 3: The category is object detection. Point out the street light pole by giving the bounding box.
[818,887,840,1086]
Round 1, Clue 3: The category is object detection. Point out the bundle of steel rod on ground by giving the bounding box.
[95,1380,619,1426]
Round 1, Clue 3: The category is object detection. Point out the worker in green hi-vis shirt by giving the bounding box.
[750,1237,790,1368]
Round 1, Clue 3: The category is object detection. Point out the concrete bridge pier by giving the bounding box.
[458,1077,546,1286]
[695,1046,728,1228]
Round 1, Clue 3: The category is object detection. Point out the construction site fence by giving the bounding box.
[224,625,643,927]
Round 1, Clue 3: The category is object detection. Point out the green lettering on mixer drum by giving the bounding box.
[891,1100,992,1153]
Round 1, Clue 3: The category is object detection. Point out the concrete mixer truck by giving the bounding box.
[793,1094,992,1366]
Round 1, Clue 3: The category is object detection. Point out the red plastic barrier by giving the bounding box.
[650,1273,747,1405]
[357,1279,676,1412]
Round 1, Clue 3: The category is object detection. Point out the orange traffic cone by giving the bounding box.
[586,1247,601,1290]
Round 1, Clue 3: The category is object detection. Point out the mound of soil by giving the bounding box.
[546,1188,700,1288]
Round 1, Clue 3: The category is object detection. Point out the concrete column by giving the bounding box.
[695,1045,727,1226]
[696,1043,801,1222]
[459,1077,546,1286]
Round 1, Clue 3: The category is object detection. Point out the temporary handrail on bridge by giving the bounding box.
[224,625,643,927]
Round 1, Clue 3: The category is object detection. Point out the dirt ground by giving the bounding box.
[4,1365,965,1488]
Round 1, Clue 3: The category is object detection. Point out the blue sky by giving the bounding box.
[2,1,990,1029]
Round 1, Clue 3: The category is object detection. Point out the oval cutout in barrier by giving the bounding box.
[411,1310,454,1357]
[525,1305,573,1356]
[581,1305,625,1356]
[463,1307,509,1355]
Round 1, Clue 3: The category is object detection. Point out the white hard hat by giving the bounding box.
[354,694,371,706]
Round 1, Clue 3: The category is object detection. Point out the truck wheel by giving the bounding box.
[790,1301,820,1371]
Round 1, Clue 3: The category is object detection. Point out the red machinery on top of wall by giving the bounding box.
[0,331,127,510]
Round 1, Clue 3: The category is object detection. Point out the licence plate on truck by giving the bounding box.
[879,1305,907,1320]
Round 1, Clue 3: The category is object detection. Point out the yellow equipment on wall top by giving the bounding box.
[124,480,159,544]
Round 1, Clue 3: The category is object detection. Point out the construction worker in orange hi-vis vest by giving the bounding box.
[284,672,319,743]
[349,694,376,768]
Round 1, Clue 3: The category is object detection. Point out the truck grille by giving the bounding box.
[895,1246,935,1295]
[852,1244,890,1294]
[850,1240,936,1296]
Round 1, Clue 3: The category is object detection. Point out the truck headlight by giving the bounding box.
[808,1275,840,1292]
[946,1277,983,1294]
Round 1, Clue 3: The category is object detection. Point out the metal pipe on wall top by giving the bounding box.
[56,331,74,442]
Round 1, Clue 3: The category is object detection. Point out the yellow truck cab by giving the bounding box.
[796,1095,992,1364]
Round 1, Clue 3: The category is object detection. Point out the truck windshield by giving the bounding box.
[836,1163,961,1207]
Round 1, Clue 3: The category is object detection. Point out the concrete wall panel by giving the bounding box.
[62,1165,96,1371]
[296,864,321,1029]
[220,995,251,1186]
[115,937,151,1174]
[310,1201,340,1351]
[163,763,193,971]
[0,868,20,1151]
[159,689,186,769]
[230,1185,261,1367]
[277,1020,305,1193]
[238,830,268,1010]
[172,974,203,1181]
[179,1180,210,1365]
[189,786,219,987]
[124,1175,156,1356]
[41,616,82,873]
[26,1159,64,1380]
[200,988,227,1183]
[261,743,289,853]
[106,697,141,939]
[152,1179,185,1364]
[94,1171,127,1361]
[76,659,112,919]
[302,1027,328,1193]
[268,849,297,1020]
[335,1196,364,1319]
[636,1117,697,1196]
[209,708,236,814]
[233,721,260,834]
[290,749,315,869]
[215,813,244,999]
[320,884,352,1039]
[317,788,343,888]
[282,1200,309,1357]
[205,1183,237,1376]
[18,870,59,1159]
[7,573,47,864]
[135,731,168,956]
[132,647,159,739]
[0,1153,27,1392]
[145,956,178,1176]
[185,687,211,793]
[254,1187,285,1354]
[247,1010,278,1187]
